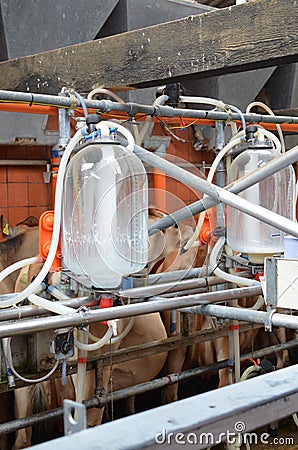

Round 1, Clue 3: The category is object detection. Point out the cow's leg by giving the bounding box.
[161,347,187,404]
[12,386,34,449]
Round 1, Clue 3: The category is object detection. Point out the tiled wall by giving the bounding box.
[0,145,52,226]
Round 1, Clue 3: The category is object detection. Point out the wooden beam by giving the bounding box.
[0,0,297,95]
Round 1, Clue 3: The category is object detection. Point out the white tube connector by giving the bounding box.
[96,120,135,152]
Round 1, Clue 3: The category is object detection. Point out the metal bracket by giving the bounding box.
[264,308,276,333]
[63,399,87,436]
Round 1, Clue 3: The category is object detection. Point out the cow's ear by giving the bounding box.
[16,216,39,227]
[1,215,12,237]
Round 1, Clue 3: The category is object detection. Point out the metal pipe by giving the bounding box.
[1,89,298,126]
[134,145,298,237]
[146,267,205,284]
[1,287,298,337]
[1,338,297,437]
[119,276,222,298]
[180,303,298,330]
[58,88,71,146]
[148,143,298,234]
[0,285,275,338]
[0,296,90,321]
[0,160,48,166]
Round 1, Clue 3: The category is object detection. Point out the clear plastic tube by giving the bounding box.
[240,364,260,381]
[47,285,70,301]
[71,90,88,119]
[28,293,74,315]
[87,88,141,145]
[139,94,169,145]
[74,326,113,351]
[246,101,285,153]
[210,236,260,286]
[88,317,135,345]
[87,87,125,103]
[179,96,246,131]
[4,337,59,383]
[183,136,243,251]
[179,96,226,110]
[0,256,41,284]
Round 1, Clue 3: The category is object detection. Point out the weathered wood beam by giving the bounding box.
[0,0,297,95]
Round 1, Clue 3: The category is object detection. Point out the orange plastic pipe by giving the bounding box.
[0,102,59,115]
[153,168,167,211]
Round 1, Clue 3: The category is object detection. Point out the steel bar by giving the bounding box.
[0,160,48,166]
[1,89,298,126]
[146,268,205,285]
[27,364,298,450]
[0,286,264,338]
[0,296,90,321]
[119,276,222,298]
[148,143,298,234]
[134,145,298,238]
[2,350,298,441]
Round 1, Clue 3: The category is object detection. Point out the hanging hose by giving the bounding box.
[87,87,141,145]
[210,236,260,286]
[246,101,285,153]
[239,364,261,381]
[0,256,41,284]
[28,293,74,315]
[138,94,169,145]
[70,90,88,119]
[4,337,59,384]
[74,325,113,351]
[88,316,135,345]
[182,135,243,252]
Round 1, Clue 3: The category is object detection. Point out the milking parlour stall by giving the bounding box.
[0,0,298,449]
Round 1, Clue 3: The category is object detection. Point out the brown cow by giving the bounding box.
[0,216,39,295]
[156,240,207,404]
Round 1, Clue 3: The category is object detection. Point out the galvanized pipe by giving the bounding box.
[148,143,298,234]
[135,145,298,238]
[0,296,90,321]
[146,267,205,284]
[0,160,48,166]
[1,338,297,437]
[1,89,298,125]
[0,285,284,339]
[180,303,298,330]
[119,276,222,298]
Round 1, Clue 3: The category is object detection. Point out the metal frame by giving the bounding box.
[26,364,298,450]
